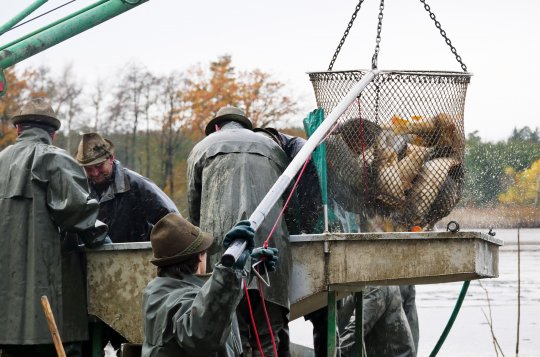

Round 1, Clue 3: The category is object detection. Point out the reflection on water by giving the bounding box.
[290,228,540,356]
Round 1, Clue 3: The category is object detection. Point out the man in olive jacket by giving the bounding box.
[142,214,278,356]
[0,98,108,356]
[75,132,179,243]
[188,107,291,355]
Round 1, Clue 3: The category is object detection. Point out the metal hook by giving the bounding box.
[252,259,271,287]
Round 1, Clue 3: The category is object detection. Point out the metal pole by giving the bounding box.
[221,70,378,266]
[0,0,48,37]
[0,0,148,69]
[327,290,337,357]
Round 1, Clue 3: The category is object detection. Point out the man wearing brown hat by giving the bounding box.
[75,132,179,243]
[0,97,108,357]
[187,106,291,355]
[142,214,278,356]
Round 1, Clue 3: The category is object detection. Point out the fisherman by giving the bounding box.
[0,98,108,357]
[75,132,179,243]
[142,214,279,356]
[188,107,291,356]
[254,127,329,356]
[339,286,416,357]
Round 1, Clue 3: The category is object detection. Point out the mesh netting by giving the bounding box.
[309,70,471,229]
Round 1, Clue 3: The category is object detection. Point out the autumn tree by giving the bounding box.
[183,55,298,139]
[0,67,30,148]
[499,159,540,206]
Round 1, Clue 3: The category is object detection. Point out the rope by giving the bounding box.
[263,156,312,248]
[258,277,278,357]
[357,96,370,198]
[243,279,265,356]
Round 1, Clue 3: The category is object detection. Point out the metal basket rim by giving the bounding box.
[306,69,473,78]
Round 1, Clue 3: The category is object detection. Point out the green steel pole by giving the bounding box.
[0,0,48,37]
[327,290,337,357]
[0,0,148,69]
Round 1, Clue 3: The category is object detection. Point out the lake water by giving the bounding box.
[289,228,540,356]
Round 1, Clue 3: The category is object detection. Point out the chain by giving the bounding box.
[328,0,366,71]
[371,0,385,70]
[419,0,468,72]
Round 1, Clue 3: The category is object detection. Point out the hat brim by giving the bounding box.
[150,230,215,267]
[11,114,61,131]
[205,114,253,136]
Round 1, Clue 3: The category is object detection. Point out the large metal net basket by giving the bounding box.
[309,70,471,229]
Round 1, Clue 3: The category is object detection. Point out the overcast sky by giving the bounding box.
[1,0,539,141]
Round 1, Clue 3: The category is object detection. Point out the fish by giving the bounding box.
[398,143,432,190]
[336,117,381,156]
[326,134,374,213]
[403,157,460,226]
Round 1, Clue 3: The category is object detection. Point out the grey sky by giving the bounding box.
[1,0,539,141]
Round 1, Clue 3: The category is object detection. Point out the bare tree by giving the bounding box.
[90,77,105,132]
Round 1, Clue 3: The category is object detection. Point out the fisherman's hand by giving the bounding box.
[223,220,255,252]
[251,247,279,273]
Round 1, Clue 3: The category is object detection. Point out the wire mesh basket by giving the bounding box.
[309,70,471,229]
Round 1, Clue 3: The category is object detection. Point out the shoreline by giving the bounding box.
[435,206,540,229]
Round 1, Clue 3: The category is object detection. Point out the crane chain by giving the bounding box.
[419,0,468,72]
[371,0,385,70]
[328,0,366,71]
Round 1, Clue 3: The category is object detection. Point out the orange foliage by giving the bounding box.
[0,67,30,149]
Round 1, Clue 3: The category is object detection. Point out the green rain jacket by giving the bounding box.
[0,128,102,344]
[187,125,291,309]
[142,265,244,357]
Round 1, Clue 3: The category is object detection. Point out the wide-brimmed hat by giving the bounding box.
[11,97,61,130]
[75,133,115,166]
[150,213,214,267]
[205,106,253,136]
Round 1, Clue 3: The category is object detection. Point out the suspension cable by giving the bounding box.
[371,0,385,70]
[3,0,78,34]
[419,0,468,72]
[328,0,366,71]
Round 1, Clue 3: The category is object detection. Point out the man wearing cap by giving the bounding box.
[75,132,179,243]
[0,97,108,356]
[187,106,291,355]
[142,214,278,356]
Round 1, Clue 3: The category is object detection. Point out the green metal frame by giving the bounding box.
[0,0,148,96]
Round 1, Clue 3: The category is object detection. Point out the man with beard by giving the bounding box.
[75,132,179,243]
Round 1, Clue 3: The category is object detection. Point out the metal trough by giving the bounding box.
[86,231,502,343]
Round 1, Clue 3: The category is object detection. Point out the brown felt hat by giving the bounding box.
[11,97,61,130]
[205,106,253,136]
[75,132,115,166]
[150,213,214,267]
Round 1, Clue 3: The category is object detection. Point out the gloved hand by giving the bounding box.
[251,247,279,273]
[223,220,255,252]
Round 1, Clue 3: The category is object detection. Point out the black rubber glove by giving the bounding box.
[251,247,279,273]
[223,220,255,252]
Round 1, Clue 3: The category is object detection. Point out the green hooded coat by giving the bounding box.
[0,128,102,344]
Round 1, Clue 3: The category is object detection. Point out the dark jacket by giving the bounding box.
[90,160,178,242]
[0,128,102,344]
[187,125,291,308]
[142,265,244,357]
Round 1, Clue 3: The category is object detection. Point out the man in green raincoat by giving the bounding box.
[188,107,291,356]
[142,214,278,357]
[0,98,108,357]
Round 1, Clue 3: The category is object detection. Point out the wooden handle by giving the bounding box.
[40,296,66,357]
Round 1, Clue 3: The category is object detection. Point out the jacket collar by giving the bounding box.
[16,127,53,145]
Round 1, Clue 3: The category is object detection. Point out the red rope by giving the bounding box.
[357,96,370,198]
[258,276,278,357]
[243,279,265,356]
[263,155,312,248]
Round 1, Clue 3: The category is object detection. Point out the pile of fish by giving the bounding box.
[326,113,464,229]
